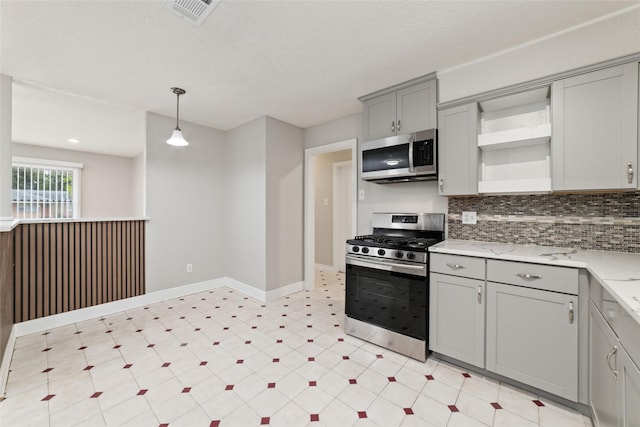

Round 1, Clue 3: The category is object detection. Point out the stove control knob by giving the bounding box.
[406,252,416,260]
[395,251,404,258]
[352,246,360,253]
[377,249,386,256]
[361,247,369,254]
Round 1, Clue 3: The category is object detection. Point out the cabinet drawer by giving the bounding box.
[430,253,485,279]
[487,259,578,294]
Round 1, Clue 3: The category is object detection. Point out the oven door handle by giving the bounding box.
[346,254,427,276]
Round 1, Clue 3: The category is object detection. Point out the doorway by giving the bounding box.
[333,160,352,272]
[304,138,357,290]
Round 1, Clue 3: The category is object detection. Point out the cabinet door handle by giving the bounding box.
[446,263,466,270]
[397,120,401,132]
[477,285,482,304]
[391,121,395,133]
[515,272,542,280]
[439,178,444,192]
[568,301,574,324]
[606,345,618,380]
[628,162,634,184]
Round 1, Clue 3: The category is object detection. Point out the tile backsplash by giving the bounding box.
[448,191,640,253]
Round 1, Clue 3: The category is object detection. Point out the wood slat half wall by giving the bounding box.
[13,220,145,322]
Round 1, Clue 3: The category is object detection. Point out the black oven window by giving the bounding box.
[345,264,427,340]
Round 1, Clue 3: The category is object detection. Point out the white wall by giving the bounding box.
[131,151,145,217]
[438,7,640,102]
[12,143,136,218]
[265,117,304,291]
[224,117,267,291]
[314,149,351,266]
[145,112,227,292]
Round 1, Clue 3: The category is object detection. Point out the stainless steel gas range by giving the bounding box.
[344,212,445,361]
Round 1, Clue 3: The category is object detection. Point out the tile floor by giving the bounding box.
[0,269,592,427]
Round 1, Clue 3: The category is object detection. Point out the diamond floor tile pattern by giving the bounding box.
[0,269,591,426]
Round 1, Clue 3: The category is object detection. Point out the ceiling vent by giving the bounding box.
[165,0,219,26]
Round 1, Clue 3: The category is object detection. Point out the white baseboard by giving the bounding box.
[315,263,336,272]
[224,278,304,302]
[265,281,304,301]
[0,327,16,397]
[224,277,267,301]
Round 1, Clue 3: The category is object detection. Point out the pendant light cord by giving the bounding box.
[175,92,180,130]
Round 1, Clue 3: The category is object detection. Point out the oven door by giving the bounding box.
[345,255,428,341]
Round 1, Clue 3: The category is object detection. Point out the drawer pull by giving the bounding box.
[446,263,466,270]
[515,272,542,280]
[568,301,574,324]
[606,345,618,380]
[477,285,482,304]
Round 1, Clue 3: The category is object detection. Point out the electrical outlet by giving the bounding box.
[359,189,365,200]
[186,263,193,273]
[461,211,477,225]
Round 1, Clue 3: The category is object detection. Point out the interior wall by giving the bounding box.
[145,112,227,292]
[131,151,145,217]
[314,149,352,266]
[224,117,267,291]
[265,117,304,291]
[438,7,640,102]
[12,143,136,218]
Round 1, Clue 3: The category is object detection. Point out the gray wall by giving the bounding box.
[12,143,136,218]
[224,117,267,291]
[145,112,227,292]
[314,149,351,266]
[265,117,304,291]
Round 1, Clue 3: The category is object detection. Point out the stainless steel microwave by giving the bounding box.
[360,129,437,183]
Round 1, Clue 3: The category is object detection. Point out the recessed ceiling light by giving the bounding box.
[67,138,80,144]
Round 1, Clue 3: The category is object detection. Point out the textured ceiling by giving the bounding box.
[1,0,637,157]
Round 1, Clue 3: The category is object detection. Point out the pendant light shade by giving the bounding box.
[166,87,189,146]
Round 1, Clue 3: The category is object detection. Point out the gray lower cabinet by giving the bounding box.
[429,272,485,367]
[620,347,640,427]
[485,282,578,402]
[590,296,640,427]
[590,302,620,427]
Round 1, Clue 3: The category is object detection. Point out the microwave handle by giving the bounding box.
[408,137,414,172]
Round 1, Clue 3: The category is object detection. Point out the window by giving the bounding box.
[12,157,82,220]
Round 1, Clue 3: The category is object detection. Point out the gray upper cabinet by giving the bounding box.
[362,78,437,140]
[437,102,479,196]
[552,62,639,191]
[363,92,396,140]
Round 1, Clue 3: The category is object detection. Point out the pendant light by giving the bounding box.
[166,87,189,146]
